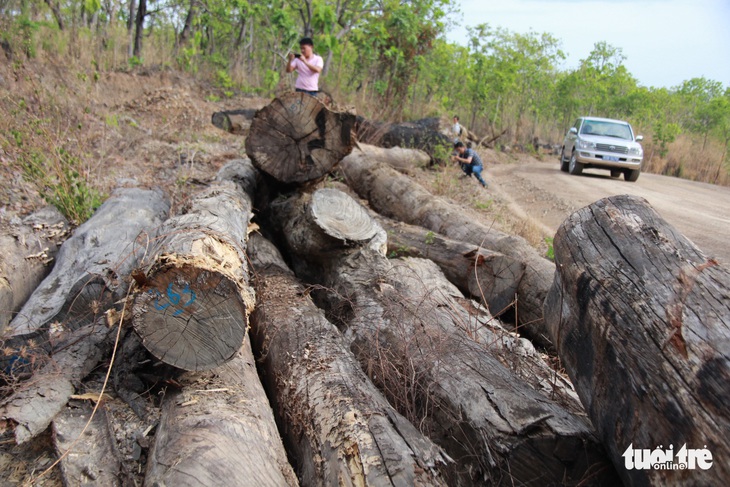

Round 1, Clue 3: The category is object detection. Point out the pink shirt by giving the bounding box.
[291,54,323,91]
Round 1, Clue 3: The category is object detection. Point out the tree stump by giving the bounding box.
[245,92,356,183]
[132,160,257,371]
[544,194,730,486]
[247,233,450,485]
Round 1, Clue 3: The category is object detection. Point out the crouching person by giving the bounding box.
[452,141,488,188]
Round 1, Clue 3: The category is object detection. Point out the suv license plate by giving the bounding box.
[604,155,619,162]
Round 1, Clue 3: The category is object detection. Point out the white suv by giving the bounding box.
[560,116,644,182]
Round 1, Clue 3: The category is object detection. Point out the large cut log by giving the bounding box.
[132,159,257,371]
[144,338,298,487]
[375,214,525,317]
[247,232,450,486]
[1,322,116,444]
[52,401,126,486]
[3,187,169,341]
[339,147,555,349]
[355,117,452,163]
[0,206,69,331]
[211,108,258,135]
[355,142,431,173]
[245,92,356,183]
[267,187,618,486]
[544,194,730,486]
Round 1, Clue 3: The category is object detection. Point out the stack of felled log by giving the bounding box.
[2,92,728,486]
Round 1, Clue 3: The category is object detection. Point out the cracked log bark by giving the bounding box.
[1,322,116,444]
[0,205,69,331]
[1,188,169,444]
[267,187,618,486]
[132,159,257,371]
[53,401,127,486]
[245,92,356,183]
[544,194,730,486]
[144,338,298,487]
[355,118,452,163]
[247,232,450,486]
[339,147,555,350]
[2,187,170,343]
[354,142,430,174]
[374,214,526,318]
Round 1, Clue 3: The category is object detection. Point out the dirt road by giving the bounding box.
[488,161,730,264]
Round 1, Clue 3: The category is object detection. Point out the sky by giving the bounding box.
[446,0,730,90]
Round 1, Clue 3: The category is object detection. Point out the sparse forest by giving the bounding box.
[1,0,729,197]
[1,2,730,486]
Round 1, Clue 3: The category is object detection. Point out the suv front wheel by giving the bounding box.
[569,152,583,175]
[624,168,640,182]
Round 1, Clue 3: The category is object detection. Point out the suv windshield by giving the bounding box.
[581,120,633,140]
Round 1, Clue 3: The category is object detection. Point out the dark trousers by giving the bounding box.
[295,88,319,97]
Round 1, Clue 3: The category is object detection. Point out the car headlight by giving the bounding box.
[577,139,596,150]
[629,146,643,156]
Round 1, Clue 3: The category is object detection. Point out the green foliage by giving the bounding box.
[653,121,681,158]
[1,1,729,187]
[128,56,143,68]
[544,237,554,261]
[19,149,104,224]
[424,231,435,245]
[263,69,280,94]
[105,114,119,127]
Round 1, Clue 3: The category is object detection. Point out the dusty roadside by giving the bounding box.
[487,160,730,264]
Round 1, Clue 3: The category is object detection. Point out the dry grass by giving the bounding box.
[644,133,730,186]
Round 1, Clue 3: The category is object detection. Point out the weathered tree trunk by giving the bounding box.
[1,322,116,444]
[2,187,170,343]
[132,160,256,371]
[355,117,452,163]
[267,188,618,486]
[375,215,525,317]
[211,108,258,135]
[53,401,127,486]
[247,232,450,486]
[245,92,356,183]
[544,194,730,486]
[353,142,431,174]
[339,148,555,350]
[144,338,299,487]
[0,206,69,331]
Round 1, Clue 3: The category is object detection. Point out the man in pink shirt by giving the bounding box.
[286,37,323,96]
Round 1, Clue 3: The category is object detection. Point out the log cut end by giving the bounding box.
[245,92,356,183]
[312,188,380,243]
[133,264,248,371]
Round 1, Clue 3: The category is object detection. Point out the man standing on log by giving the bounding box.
[286,37,323,96]
[452,141,488,188]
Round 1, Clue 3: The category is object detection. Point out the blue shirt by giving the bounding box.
[463,148,483,167]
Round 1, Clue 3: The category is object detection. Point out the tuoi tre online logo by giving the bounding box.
[623,444,713,470]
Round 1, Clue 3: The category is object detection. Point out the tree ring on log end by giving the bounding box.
[133,265,247,371]
[245,92,355,183]
[311,188,379,243]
